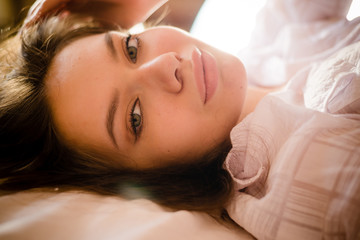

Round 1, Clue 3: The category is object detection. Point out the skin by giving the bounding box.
[46,26,247,169]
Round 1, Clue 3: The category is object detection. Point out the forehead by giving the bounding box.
[45,33,114,149]
[52,33,107,72]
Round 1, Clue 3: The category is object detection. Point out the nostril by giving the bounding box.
[175,69,180,82]
[174,54,182,62]
[175,68,183,90]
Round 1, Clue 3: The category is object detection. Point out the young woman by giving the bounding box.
[0,0,252,223]
[1,0,359,237]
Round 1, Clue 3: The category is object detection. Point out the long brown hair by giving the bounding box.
[0,15,234,223]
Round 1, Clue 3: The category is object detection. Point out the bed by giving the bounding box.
[0,190,253,240]
[1,0,359,239]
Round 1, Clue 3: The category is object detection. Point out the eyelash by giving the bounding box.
[125,34,143,140]
[125,34,140,63]
[129,98,143,139]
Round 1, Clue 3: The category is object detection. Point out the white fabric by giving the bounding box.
[226,31,360,240]
[225,0,360,238]
[239,0,360,87]
[0,191,253,240]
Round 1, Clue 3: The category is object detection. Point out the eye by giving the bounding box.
[126,34,139,63]
[129,98,142,138]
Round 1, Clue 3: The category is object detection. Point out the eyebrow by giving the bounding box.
[104,32,118,59]
[107,90,120,148]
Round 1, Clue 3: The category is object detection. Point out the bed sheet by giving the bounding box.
[0,190,253,240]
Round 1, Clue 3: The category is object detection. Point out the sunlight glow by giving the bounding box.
[129,23,145,34]
[191,0,360,55]
[191,0,266,54]
[347,0,360,21]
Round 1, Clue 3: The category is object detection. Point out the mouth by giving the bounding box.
[192,48,219,104]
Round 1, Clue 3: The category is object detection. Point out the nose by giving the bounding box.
[137,52,183,93]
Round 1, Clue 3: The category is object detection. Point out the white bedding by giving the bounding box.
[0,191,253,240]
[225,40,360,240]
[238,0,360,87]
[224,1,360,238]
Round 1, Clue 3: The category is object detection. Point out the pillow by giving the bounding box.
[0,190,253,240]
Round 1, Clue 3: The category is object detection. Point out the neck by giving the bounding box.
[239,86,282,122]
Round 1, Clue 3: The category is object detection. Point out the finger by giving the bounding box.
[24,0,44,25]
[38,0,71,15]
[24,0,70,26]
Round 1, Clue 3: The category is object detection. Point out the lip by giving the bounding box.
[192,48,219,104]
[201,49,218,103]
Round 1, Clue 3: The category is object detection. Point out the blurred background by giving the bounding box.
[0,0,34,27]
[0,0,205,31]
[0,0,359,54]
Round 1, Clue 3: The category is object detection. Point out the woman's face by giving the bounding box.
[46,26,247,169]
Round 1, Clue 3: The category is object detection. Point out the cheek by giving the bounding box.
[220,55,247,112]
[143,106,215,160]
[145,28,193,54]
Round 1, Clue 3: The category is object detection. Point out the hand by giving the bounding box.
[24,0,71,27]
[24,0,168,29]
